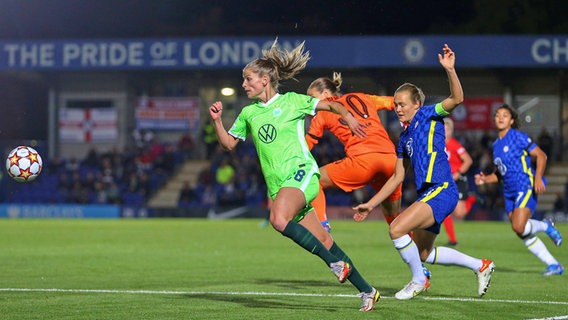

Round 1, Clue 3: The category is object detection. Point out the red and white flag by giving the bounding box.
[59,108,118,142]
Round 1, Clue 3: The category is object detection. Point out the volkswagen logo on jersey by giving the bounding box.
[406,138,414,157]
[258,124,277,144]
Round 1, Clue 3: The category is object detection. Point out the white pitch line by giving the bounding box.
[0,288,567,306]
[526,316,568,320]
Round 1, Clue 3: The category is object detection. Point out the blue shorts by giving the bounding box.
[417,182,459,234]
[503,189,537,214]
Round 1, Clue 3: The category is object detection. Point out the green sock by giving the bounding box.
[330,242,373,293]
[282,221,338,265]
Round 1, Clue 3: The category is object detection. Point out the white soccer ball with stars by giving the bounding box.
[5,146,43,182]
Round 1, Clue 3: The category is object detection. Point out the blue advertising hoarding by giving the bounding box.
[0,204,121,218]
[0,35,566,71]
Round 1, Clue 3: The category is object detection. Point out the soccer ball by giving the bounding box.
[5,146,43,182]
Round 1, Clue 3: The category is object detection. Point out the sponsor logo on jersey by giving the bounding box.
[258,124,277,143]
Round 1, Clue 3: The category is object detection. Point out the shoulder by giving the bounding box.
[239,104,255,115]
[237,102,261,120]
[414,105,433,119]
[282,92,316,105]
[509,128,530,141]
[447,138,459,147]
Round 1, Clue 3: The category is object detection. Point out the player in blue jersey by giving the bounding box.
[475,104,563,276]
[353,44,494,299]
[209,39,380,311]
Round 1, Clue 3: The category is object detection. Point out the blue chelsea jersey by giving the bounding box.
[492,128,537,193]
[397,103,454,191]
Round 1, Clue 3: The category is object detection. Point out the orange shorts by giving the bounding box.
[324,152,402,202]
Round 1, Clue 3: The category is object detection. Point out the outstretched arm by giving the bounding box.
[352,158,406,221]
[209,101,239,151]
[454,149,473,181]
[439,44,464,113]
[316,100,367,138]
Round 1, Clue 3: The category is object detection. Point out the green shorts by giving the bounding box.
[279,164,320,222]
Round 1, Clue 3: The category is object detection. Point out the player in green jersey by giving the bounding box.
[209,39,379,311]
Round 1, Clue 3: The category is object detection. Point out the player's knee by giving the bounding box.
[389,223,407,239]
[269,214,288,233]
[511,224,525,236]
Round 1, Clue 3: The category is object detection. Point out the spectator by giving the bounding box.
[196,163,214,187]
[177,132,196,160]
[65,156,80,172]
[217,177,245,206]
[47,156,65,175]
[215,157,235,185]
[132,129,154,149]
[83,148,100,168]
[179,180,197,206]
[137,172,152,197]
[200,183,217,208]
[92,181,108,204]
[106,181,121,204]
[202,121,218,158]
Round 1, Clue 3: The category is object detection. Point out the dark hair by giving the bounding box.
[496,104,520,129]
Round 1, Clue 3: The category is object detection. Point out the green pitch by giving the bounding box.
[0,218,566,319]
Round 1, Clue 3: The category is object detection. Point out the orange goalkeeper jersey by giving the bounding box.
[306,93,395,157]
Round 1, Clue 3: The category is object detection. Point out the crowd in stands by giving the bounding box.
[3,131,184,207]
[2,125,566,217]
[177,139,267,209]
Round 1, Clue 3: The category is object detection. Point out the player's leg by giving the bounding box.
[370,153,401,225]
[380,184,433,277]
[397,184,494,298]
[444,178,470,244]
[510,206,564,275]
[299,210,377,298]
[416,224,494,296]
[389,202,433,299]
[272,187,341,268]
[272,172,352,283]
[418,223,494,297]
[453,177,471,220]
[381,199,400,224]
[312,156,375,231]
[454,199,468,219]
[296,201,378,310]
[312,166,336,232]
[442,214,458,246]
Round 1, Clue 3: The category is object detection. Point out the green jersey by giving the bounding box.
[229,92,320,196]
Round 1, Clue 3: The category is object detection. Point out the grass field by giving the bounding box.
[0,218,566,319]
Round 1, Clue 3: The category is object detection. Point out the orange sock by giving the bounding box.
[383,213,398,225]
[465,195,476,213]
[443,215,457,244]
[384,212,414,237]
[311,184,328,224]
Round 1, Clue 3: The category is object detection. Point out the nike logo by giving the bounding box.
[207,206,249,220]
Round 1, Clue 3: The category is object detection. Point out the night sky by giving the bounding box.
[0,0,567,40]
